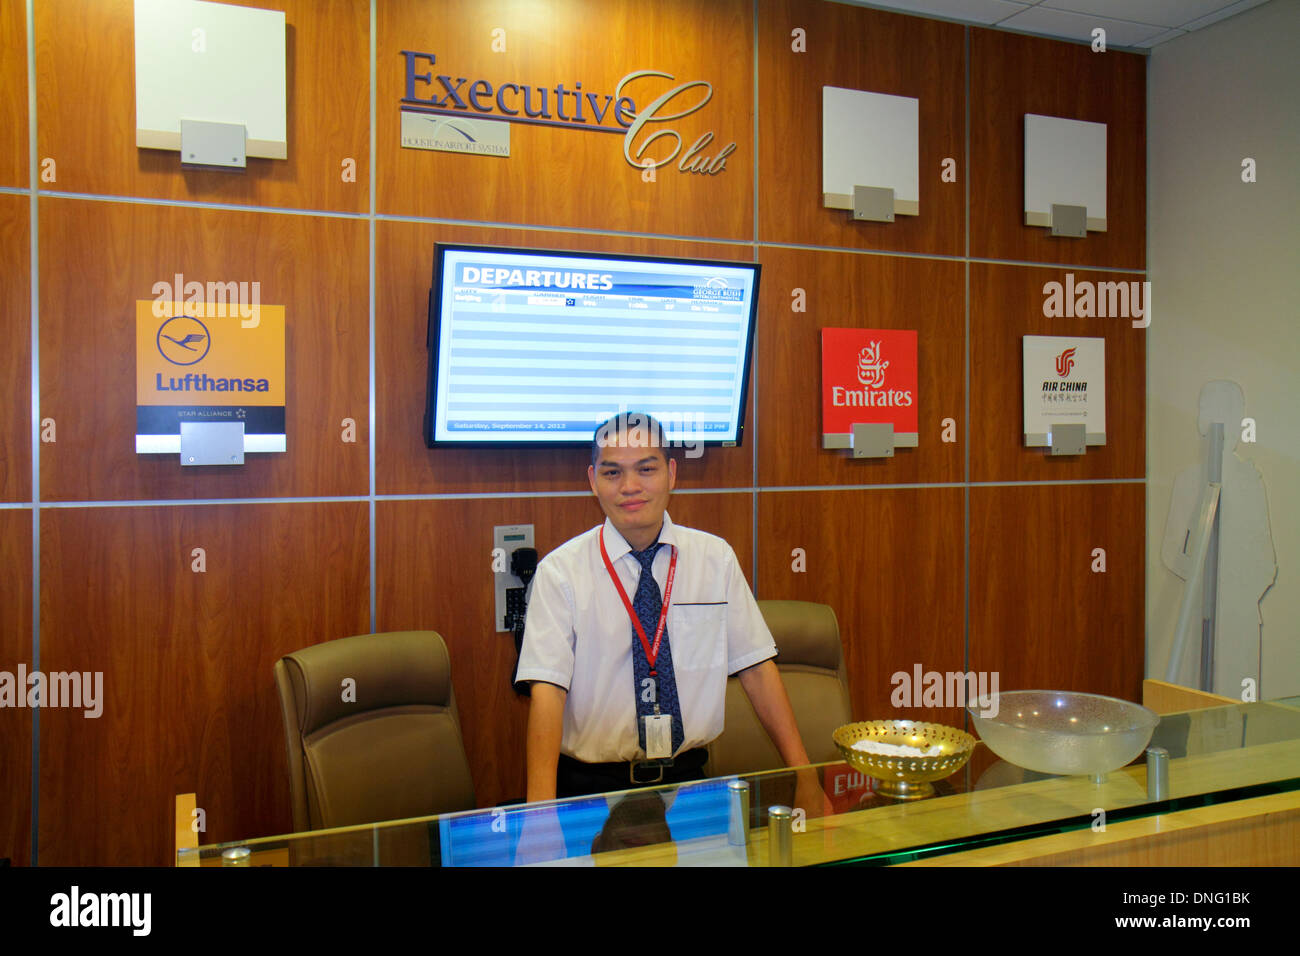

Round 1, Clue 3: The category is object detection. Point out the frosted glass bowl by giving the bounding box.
[967,690,1159,782]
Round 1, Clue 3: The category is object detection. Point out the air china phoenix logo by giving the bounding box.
[856,341,889,388]
[1056,347,1077,377]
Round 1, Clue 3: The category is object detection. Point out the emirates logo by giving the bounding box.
[856,341,889,389]
[1056,347,1077,377]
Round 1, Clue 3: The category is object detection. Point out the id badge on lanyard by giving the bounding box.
[643,714,673,760]
[599,528,678,760]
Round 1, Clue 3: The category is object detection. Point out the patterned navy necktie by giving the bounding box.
[629,543,685,758]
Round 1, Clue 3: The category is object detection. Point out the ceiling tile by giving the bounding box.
[1178,0,1271,30]
[1135,27,1188,47]
[999,5,1170,45]
[836,0,1275,44]
[834,0,1030,25]
[1041,0,1229,29]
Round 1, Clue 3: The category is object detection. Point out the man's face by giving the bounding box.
[587,441,677,546]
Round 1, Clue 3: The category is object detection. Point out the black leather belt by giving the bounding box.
[559,747,709,786]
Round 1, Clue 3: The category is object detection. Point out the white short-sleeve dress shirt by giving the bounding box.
[516,512,777,763]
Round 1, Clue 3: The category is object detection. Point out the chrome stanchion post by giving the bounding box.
[768,805,793,867]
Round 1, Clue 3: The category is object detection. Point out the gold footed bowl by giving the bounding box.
[833,720,977,800]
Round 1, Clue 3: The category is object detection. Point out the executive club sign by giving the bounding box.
[399,51,738,175]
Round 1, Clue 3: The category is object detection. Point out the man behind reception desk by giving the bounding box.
[516,412,813,801]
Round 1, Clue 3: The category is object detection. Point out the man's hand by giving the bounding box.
[793,766,834,823]
[525,682,567,803]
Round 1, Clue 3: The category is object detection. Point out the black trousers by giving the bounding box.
[556,749,708,798]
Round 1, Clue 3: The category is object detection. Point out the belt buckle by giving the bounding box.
[629,759,669,785]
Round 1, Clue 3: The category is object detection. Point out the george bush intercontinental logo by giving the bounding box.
[822,328,919,443]
[1056,346,1077,377]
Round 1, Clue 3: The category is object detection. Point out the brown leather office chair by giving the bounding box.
[274,630,476,832]
[705,600,852,777]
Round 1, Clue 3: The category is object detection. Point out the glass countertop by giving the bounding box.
[182,699,1300,867]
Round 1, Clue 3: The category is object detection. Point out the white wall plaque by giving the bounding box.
[822,87,919,217]
[1024,114,1107,232]
[135,0,287,160]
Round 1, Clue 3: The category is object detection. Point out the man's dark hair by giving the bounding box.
[590,412,673,467]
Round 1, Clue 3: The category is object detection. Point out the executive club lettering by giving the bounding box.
[155,372,270,392]
[461,266,615,290]
[402,51,635,127]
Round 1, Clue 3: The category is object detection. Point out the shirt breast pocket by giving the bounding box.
[667,602,727,672]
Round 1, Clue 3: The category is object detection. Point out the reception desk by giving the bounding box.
[178,698,1300,867]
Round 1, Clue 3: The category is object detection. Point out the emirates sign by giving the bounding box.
[821,328,919,449]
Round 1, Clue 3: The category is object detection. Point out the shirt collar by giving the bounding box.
[600,512,676,561]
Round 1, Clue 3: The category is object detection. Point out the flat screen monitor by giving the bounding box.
[423,244,760,448]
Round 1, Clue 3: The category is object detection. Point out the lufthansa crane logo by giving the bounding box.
[1056,347,1077,377]
[856,341,889,389]
[157,316,211,366]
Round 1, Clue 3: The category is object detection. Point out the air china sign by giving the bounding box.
[1022,335,1106,447]
[400,51,737,174]
[821,328,919,446]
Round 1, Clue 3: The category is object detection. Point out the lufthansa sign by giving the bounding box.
[135,300,286,454]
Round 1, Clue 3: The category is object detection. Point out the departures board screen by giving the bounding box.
[423,244,760,448]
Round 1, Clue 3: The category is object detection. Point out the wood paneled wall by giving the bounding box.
[34,0,369,211]
[0,196,30,501]
[758,0,965,254]
[1,0,1147,865]
[376,0,755,236]
[38,200,371,501]
[0,510,33,868]
[1,0,27,187]
[38,504,369,866]
[970,28,1146,268]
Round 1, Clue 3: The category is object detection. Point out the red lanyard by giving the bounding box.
[599,527,678,674]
